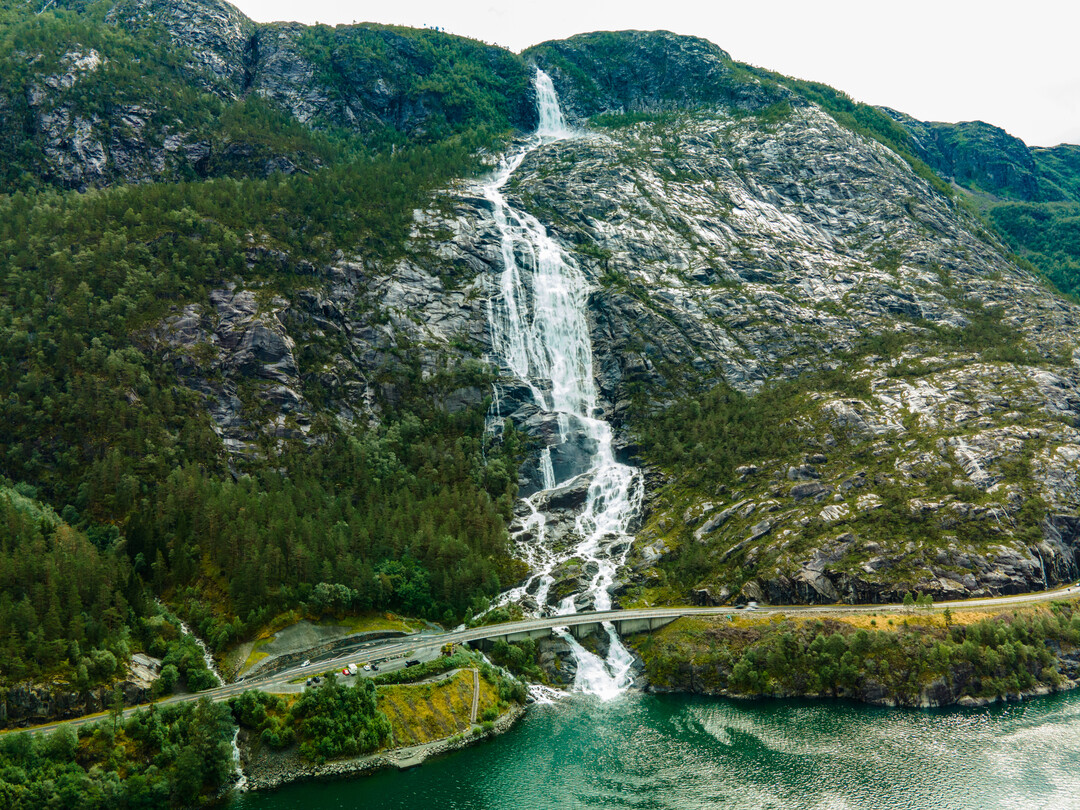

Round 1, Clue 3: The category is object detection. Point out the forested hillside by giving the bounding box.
[1,0,1080,721]
[0,0,533,691]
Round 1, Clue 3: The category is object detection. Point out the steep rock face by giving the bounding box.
[881,109,1045,201]
[152,199,497,457]
[106,0,256,97]
[506,103,1078,399]
[248,24,536,135]
[4,0,535,189]
[1033,144,1080,201]
[455,73,1080,602]
[19,46,206,189]
[882,108,1080,204]
[524,30,781,123]
[126,2,538,136]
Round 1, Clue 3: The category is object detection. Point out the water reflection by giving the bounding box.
[232,691,1080,810]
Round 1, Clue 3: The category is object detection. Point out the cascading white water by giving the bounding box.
[484,69,643,700]
[156,599,225,686]
[230,728,248,791]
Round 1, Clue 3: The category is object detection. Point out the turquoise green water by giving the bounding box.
[231,691,1080,809]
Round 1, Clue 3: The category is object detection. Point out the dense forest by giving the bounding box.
[0,154,526,678]
[0,0,533,689]
[636,603,1080,704]
[0,698,235,808]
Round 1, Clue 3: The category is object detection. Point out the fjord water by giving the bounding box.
[484,69,643,698]
[234,691,1080,809]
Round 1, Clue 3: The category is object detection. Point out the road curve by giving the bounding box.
[9,584,1080,736]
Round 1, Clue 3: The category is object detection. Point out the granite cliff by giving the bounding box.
[3,0,1080,653]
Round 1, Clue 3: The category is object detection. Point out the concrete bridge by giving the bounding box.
[473,612,680,648]
[10,586,1080,736]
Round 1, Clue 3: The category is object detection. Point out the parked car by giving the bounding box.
[371,663,379,671]
[363,664,371,672]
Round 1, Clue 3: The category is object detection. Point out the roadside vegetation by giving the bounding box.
[231,649,525,765]
[0,698,234,809]
[632,602,1080,705]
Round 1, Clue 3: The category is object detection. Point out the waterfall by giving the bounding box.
[176,616,225,687]
[155,599,225,687]
[230,728,248,792]
[484,69,643,700]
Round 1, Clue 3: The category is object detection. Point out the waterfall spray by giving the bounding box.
[484,69,643,699]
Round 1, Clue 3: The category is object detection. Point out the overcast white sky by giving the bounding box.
[234,0,1080,147]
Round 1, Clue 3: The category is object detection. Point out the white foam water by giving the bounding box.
[156,599,225,687]
[484,69,643,700]
[231,728,248,791]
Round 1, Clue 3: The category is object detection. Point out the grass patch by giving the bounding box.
[378,669,477,747]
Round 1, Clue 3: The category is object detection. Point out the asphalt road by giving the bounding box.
[10,584,1080,736]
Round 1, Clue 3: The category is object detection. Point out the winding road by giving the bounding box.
[8,584,1080,736]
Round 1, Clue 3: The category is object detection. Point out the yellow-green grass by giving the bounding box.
[376,670,499,748]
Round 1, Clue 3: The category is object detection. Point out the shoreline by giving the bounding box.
[237,702,528,794]
[227,671,1080,799]
[643,675,1080,709]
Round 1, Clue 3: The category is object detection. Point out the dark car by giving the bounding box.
[405,659,421,667]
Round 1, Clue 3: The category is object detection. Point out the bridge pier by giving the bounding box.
[473,615,678,651]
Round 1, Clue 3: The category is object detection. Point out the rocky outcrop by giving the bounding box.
[106,0,256,97]
[524,30,783,123]
[0,654,161,728]
[152,199,497,459]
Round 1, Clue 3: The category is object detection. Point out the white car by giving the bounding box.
[301,659,311,667]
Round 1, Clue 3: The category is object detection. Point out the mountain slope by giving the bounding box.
[2,1,1080,708]
[0,0,534,190]
[444,52,1080,605]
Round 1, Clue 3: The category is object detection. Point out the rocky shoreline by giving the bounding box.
[225,622,1080,800]
[643,672,1080,709]
[236,703,528,793]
